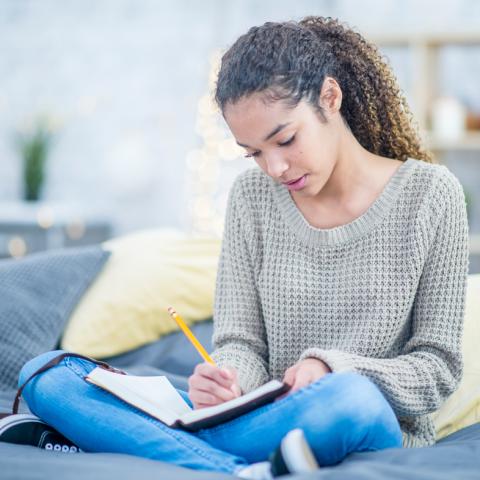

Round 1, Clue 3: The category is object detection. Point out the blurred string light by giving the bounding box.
[66,217,86,240]
[186,50,244,237]
[36,206,86,239]
[36,206,55,229]
[8,236,27,258]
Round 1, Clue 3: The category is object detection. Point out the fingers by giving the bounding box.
[275,366,297,402]
[194,403,216,410]
[188,363,242,409]
[189,374,238,403]
[189,388,232,406]
[224,367,242,396]
[282,365,298,387]
[195,363,235,389]
[290,372,311,392]
[276,365,310,401]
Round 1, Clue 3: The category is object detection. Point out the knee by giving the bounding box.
[328,373,396,425]
[18,350,67,388]
[305,372,391,422]
[339,373,401,444]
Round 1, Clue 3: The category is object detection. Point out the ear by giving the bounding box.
[318,76,342,115]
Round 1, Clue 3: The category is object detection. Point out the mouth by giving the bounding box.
[282,174,308,191]
[283,176,305,185]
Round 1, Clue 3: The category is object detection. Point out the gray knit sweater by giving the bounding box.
[211,157,470,448]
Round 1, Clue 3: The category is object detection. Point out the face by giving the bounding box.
[223,88,342,197]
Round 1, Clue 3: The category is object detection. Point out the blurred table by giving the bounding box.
[0,202,113,259]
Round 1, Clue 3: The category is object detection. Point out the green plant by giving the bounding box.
[15,118,54,201]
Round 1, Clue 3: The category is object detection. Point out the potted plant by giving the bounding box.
[15,117,55,202]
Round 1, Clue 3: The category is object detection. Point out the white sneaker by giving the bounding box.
[236,428,319,479]
[270,428,319,477]
[236,461,273,479]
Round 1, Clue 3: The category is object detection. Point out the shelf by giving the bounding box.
[370,33,480,47]
[367,32,480,135]
[424,131,480,151]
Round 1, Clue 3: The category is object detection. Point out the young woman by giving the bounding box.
[13,15,469,480]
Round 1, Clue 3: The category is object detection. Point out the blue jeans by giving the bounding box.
[19,350,402,474]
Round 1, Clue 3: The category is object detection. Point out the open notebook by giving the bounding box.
[84,367,291,431]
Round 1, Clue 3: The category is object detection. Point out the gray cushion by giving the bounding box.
[0,246,110,390]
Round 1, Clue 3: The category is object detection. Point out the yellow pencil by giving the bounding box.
[167,306,217,366]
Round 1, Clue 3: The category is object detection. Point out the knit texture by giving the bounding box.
[211,157,470,448]
[0,246,110,391]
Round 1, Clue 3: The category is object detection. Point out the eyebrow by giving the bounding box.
[236,122,291,148]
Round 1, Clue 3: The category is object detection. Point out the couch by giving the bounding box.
[1,232,479,479]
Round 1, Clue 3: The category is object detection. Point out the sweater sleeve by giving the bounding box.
[210,176,270,394]
[299,169,470,417]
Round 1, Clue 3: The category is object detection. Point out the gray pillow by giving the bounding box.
[0,245,110,390]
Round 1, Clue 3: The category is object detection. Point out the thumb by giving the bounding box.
[283,367,297,387]
[290,370,311,393]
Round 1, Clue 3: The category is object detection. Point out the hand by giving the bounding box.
[188,362,242,410]
[277,358,331,400]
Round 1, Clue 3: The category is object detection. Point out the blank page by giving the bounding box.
[85,367,192,425]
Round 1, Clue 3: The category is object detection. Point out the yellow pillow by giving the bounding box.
[433,273,480,439]
[60,229,221,358]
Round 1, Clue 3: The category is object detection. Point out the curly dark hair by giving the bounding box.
[215,16,434,164]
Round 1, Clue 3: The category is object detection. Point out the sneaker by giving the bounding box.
[0,413,82,453]
[236,428,319,479]
[269,428,319,477]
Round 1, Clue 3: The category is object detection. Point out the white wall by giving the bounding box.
[1,0,479,236]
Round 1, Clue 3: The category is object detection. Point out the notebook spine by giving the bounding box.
[178,382,291,431]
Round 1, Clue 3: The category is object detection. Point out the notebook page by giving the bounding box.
[85,367,192,425]
[179,379,284,424]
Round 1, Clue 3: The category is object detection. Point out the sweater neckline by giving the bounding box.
[271,157,417,247]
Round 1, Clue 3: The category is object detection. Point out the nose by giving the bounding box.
[264,153,289,180]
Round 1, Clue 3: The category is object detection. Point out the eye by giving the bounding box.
[278,135,295,147]
[243,134,295,159]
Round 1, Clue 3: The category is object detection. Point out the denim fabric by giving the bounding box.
[19,350,402,474]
